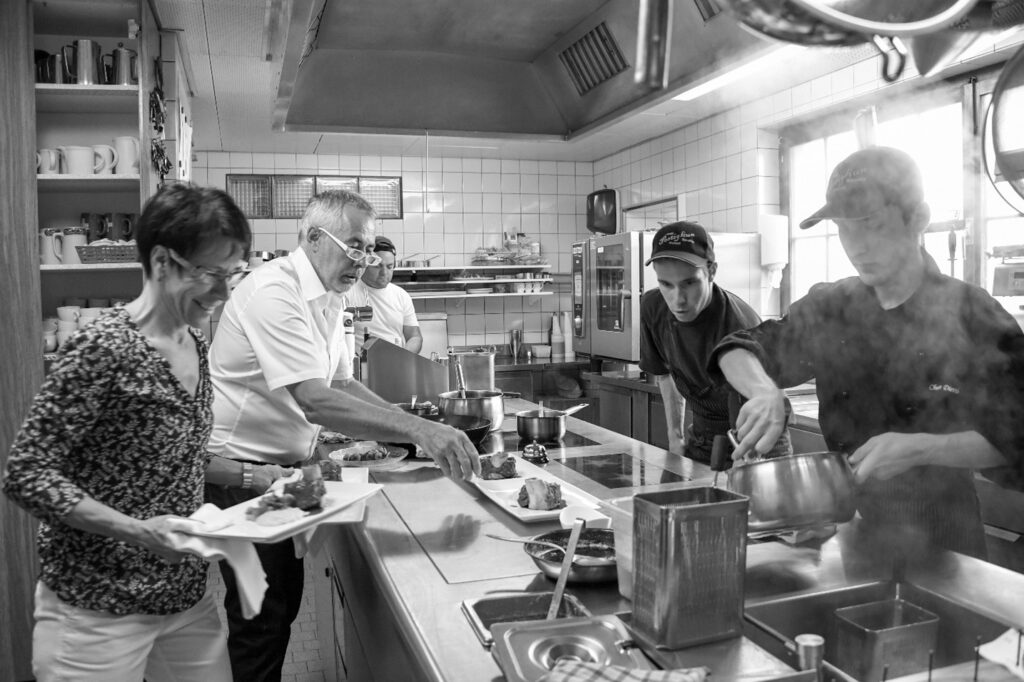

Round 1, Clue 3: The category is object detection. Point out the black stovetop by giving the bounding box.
[558,452,685,489]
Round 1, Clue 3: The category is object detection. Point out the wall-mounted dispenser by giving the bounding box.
[758,214,789,289]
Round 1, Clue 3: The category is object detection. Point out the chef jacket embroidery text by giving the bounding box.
[929,383,960,394]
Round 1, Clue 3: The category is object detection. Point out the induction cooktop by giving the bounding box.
[559,452,685,489]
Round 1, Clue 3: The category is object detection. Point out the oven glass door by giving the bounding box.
[596,243,626,333]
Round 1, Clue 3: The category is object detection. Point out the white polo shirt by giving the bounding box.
[349,280,418,352]
[209,248,350,464]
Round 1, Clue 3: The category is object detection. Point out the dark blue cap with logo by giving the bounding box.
[645,221,715,267]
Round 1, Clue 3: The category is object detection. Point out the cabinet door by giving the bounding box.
[648,394,669,449]
[598,385,632,436]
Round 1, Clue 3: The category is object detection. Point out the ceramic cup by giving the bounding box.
[56,330,74,348]
[59,227,88,265]
[43,333,58,352]
[40,228,63,265]
[81,213,110,242]
[56,306,81,322]
[60,146,98,175]
[92,144,118,175]
[113,136,140,174]
[42,317,59,333]
[37,148,59,174]
[57,320,78,333]
[110,212,134,241]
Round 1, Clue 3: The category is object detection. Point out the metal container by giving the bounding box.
[631,487,749,649]
[438,389,505,432]
[460,593,591,649]
[833,599,939,681]
[524,528,617,584]
[728,451,856,532]
[515,409,566,442]
[448,349,495,390]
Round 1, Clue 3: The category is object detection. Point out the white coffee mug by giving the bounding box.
[113,136,140,175]
[56,321,78,334]
[56,306,81,322]
[56,330,74,348]
[43,333,58,352]
[40,228,63,265]
[42,317,59,333]
[37,148,59,174]
[60,146,99,175]
[60,227,88,265]
[92,144,118,175]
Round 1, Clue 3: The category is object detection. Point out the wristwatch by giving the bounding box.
[240,462,255,489]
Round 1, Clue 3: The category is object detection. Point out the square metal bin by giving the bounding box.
[833,599,939,681]
[630,486,749,649]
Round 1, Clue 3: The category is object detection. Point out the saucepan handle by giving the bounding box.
[500,391,522,399]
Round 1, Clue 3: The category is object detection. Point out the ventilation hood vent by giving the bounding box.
[559,23,629,96]
[274,0,769,140]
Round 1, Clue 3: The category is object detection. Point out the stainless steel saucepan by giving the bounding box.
[515,405,589,442]
[438,389,521,432]
[725,450,857,532]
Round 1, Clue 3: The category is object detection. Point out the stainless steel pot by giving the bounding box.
[439,389,505,432]
[516,410,566,442]
[727,451,856,532]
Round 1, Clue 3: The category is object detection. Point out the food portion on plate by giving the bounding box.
[246,464,326,526]
[318,430,354,445]
[516,478,566,511]
[326,441,410,470]
[480,452,518,480]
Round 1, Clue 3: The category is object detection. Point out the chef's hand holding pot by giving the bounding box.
[849,432,952,483]
[718,349,788,461]
[415,420,481,481]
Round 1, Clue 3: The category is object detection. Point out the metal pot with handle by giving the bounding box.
[710,437,856,532]
[718,0,980,82]
[515,404,589,442]
[439,389,518,432]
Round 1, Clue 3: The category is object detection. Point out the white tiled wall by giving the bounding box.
[192,153,593,346]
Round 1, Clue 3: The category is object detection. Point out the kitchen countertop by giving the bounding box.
[494,355,590,371]
[316,398,1024,681]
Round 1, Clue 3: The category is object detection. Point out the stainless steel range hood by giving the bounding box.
[273,0,768,140]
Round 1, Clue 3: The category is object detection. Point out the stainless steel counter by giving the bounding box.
[317,398,1024,682]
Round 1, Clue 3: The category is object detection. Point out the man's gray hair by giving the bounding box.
[299,190,377,240]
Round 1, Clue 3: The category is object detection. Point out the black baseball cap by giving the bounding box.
[799,146,924,229]
[372,235,396,254]
[645,221,715,267]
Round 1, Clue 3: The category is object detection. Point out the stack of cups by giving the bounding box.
[55,305,80,349]
[550,312,564,359]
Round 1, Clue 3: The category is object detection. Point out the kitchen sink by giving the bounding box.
[744,581,1008,679]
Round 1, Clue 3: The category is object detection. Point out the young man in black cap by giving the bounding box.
[712,146,1024,558]
[639,220,767,463]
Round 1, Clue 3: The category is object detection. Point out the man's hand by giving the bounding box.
[732,388,787,460]
[414,421,481,481]
[253,464,294,493]
[848,432,928,483]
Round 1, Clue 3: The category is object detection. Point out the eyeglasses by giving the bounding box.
[168,249,247,286]
[315,228,382,267]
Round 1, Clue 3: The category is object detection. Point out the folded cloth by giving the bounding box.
[167,503,268,620]
[292,467,371,559]
[979,629,1024,680]
[539,662,709,682]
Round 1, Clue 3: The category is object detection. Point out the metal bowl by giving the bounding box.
[524,528,617,584]
[728,451,857,531]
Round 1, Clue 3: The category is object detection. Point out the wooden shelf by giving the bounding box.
[393,264,550,273]
[37,174,140,192]
[407,291,553,300]
[41,262,140,272]
[35,84,139,113]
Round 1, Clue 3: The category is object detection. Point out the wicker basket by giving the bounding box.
[76,244,138,264]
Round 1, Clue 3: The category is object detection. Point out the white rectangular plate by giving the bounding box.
[472,457,600,523]
[182,481,382,543]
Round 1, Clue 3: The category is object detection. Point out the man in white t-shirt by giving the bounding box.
[350,236,422,353]
[203,190,478,682]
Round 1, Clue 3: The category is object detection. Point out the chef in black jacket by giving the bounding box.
[712,146,1024,558]
[639,221,768,463]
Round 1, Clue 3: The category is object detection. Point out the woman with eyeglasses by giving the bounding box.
[204,189,478,681]
[3,183,251,681]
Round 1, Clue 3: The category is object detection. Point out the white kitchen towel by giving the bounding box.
[167,504,268,620]
[293,467,371,559]
[979,629,1024,680]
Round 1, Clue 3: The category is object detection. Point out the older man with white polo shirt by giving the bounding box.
[203,190,478,682]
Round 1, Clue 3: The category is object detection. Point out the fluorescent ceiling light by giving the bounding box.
[672,45,805,102]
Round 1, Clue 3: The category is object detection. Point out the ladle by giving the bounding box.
[484,533,609,566]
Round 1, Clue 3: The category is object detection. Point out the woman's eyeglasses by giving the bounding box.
[168,249,247,286]
[315,228,382,267]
